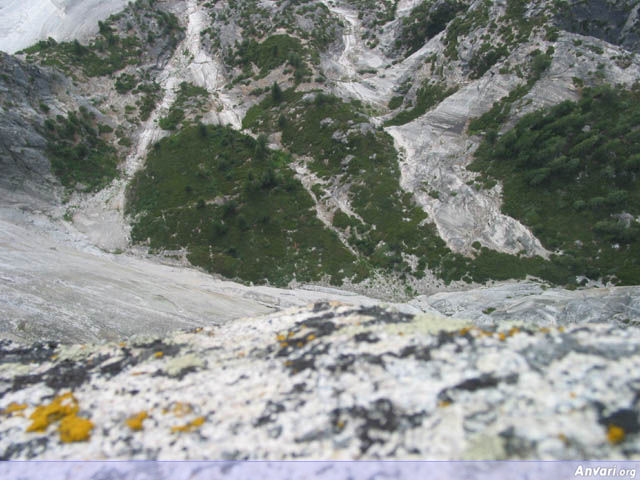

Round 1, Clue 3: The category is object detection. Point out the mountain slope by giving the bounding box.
[0,0,640,342]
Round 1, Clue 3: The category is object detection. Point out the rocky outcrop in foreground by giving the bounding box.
[2,302,640,460]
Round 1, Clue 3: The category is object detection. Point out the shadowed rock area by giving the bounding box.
[555,0,640,53]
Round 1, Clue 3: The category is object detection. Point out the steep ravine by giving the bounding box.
[68,0,242,252]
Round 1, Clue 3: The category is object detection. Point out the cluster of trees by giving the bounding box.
[470,85,640,284]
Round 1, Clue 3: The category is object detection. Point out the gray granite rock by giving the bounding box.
[2,303,640,460]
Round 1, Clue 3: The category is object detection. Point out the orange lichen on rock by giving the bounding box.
[171,402,193,417]
[26,392,93,443]
[171,416,206,433]
[154,351,164,358]
[27,392,78,433]
[59,414,94,443]
[1,402,27,416]
[608,425,625,445]
[126,411,149,431]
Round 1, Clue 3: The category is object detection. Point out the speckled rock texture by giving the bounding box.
[2,302,640,460]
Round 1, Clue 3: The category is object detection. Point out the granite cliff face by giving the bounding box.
[1,0,640,461]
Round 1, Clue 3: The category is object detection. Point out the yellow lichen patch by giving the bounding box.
[558,433,569,444]
[58,414,93,443]
[2,402,27,416]
[508,327,520,336]
[439,400,452,408]
[498,333,507,341]
[297,342,304,348]
[154,351,164,358]
[540,327,551,334]
[307,334,316,341]
[459,327,472,336]
[50,355,58,361]
[276,334,286,342]
[171,416,205,433]
[119,342,126,348]
[287,331,295,338]
[280,342,288,348]
[26,393,93,443]
[126,411,148,431]
[336,420,345,430]
[558,327,565,333]
[171,402,193,417]
[27,392,79,432]
[608,425,625,445]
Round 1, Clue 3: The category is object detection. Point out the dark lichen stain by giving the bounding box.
[100,349,139,376]
[281,342,330,375]
[135,339,182,359]
[361,353,386,368]
[0,341,58,364]
[0,437,48,460]
[254,401,286,427]
[11,373,44,392]
[290,382,307,393]
[295,314,340,337]
[499,426,535,458]
[359,306,414,326]
[43,360,89,391]
[599,408,640,434]
[312,302,333,313]
[331,398,424,453]
[328,354,356,374]
[438,374,518,404]
[354,332,380,343]
[435,330,458,347]
[153,365,200,381]
[397,345,432,362]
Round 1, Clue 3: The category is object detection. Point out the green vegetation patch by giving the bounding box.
[126,125,356,286]
[228,34,306,76]
[469,85,640,285]
[385,81,458,126]
[396,0,465,55]
[159,82,209,131]
[45,109,119,192]
[21,36,141,77]
[468,48,554,135]
[20,0,182,78]
[243,87,582,286]
[244,89,452,279]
